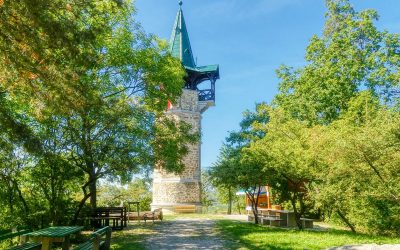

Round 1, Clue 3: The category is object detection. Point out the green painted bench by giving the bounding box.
[0,228,41,250]
[74,226,111,250]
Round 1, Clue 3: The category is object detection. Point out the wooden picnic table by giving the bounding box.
[22,226,84,250]
[90,207,127,230]
[258,209,297,227]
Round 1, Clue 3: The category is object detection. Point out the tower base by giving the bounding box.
[151,203,202,214]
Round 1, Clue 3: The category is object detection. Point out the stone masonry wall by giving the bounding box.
[152,182,201,204]
[152,89,203,210]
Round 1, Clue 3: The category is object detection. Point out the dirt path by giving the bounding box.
[143,218,229,250]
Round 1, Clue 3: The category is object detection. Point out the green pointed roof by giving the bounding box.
[169,4,196,68]
[169,1,220,93]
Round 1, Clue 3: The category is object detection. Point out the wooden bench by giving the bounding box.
[174,205,196,213]
[0,228,41,250]
[143,208,163,223]
[90,207,127,230]
[74,226,111,250]
[300,218,314,228]
[127,211,149,221]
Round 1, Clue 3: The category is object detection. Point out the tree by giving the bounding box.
[274,0,400,125]
[39,20,192,220]
[263,0,400,232]
[14,3,190,224]
[0,139,30,227]
[201,171,215,213]
[312,91,400,234]
[0,0,196,229]
[0,0,129,112]
[0,1,126,153]
[214,186,244,215]
[98,178,152,212]
[210,104,269,224]
[210,145,268,224]
[209,146,239,215]
[244,106,318,229]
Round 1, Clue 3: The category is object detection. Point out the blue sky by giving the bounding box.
[135,0,400,169]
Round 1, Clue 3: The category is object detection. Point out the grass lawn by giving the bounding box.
[110,224,156,250]
[216,220,400,250]
[108,215,400,250]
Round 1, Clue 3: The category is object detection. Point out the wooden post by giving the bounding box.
[41,238,51,250]
[93,234,100,250]
[20,235,27,244]
[266,186,271,209]
[62,236,70,250]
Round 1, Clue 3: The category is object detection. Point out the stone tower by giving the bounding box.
[151,1,220,214]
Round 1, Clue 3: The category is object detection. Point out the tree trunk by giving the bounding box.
[252,201,259,224]
[8,185,13,213]
[227,186,232,215]
[89,165,97,209]
[254,186,261,224]
[13,180,30,215]
[71,192,92,225]
[290,195,303,229]
[246,191,259,224]
[237,197,242,215]
[89,179,97,209]
[337,210,356,233]
[247,186,262,224]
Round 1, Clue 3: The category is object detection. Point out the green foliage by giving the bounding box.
[0,0,131,113]
[200,171,215,213]
[214,0,400,235]
[210,104,269,223]
[274,0,400,124]
[202,170,245,215]
[214,186,245,215]
[311,95,400,235]
[0,0,194,230]
[98,179,152,212]
[243,105,319,228]
[153,118,199,174]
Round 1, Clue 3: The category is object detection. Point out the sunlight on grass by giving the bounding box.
[110,223,157,250]
[217,220,400,250]
[110,215,400,249]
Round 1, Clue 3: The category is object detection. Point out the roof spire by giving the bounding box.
[169,1,196,68]
[168,0,220,95]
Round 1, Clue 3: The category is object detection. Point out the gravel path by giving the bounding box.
[142,216,400,250]
[144,218,228,250]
